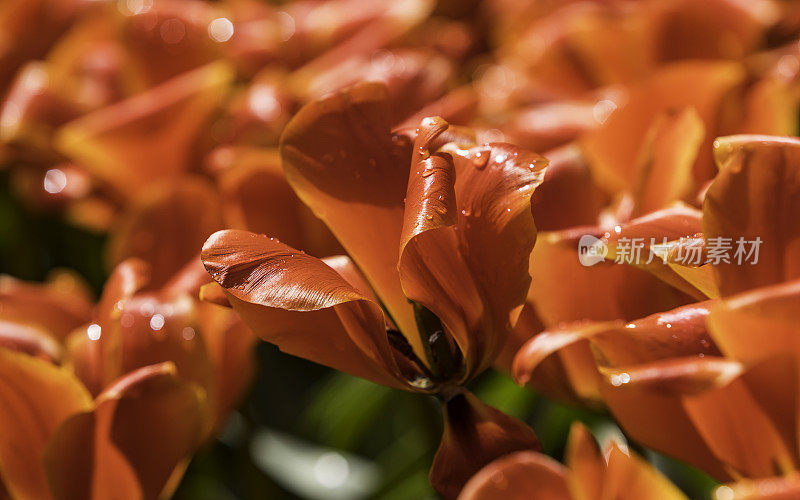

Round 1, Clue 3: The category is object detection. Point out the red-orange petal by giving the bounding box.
[0,347,92,499]
[45,363,204,500]
[0,270,93,341]
[564,423,604,500]
[279,82,420,355]
[54,61,234,198]
[430,391,541,499]
[209,146,342,258]
[600,357,735,480]
[603,442,688,500]
[106,177,223,288]
[457,451,570,500]
[581,61,744,192]
[708,278,800,363]
[704,135,800,296]
[202,229,408,389]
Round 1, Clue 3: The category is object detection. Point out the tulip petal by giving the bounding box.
[564,423,604,500]
[600,357,736,479]
[581,61,744,192]
[531,144,607,232]
[457,451,570,500]
[119,0,223,88]
[590,301,720,366]
[530,228,693,327]
[704,135,800,296]
[72,259,150,394]
[721,475,800,499]
[195,301,257,429]
[0,270,93,341]
[55,62,234,197]
[44,363,204,500]
[603,443,688,500]
[0,320,61,362]
[682,357,797,477]
[0,347,92,500]
[210,147,342,257]
[279,82,421,357]
[631,107,704,215]
[601,205,708,300]
[430,392,540,499]
[202,229,408,389]
[399,133,547,377]
[43,412,143,500]
[210,146,342,258]
[708,278,800,363]
[106,177,223,288]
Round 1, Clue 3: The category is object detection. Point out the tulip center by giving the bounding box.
[413,304,463,384]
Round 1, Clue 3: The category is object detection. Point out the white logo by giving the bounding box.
[578,235,608,267]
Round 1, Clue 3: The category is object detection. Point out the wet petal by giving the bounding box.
[399,134,547,377]
[704,135,800,296]
[431,392,540,499]
[0,347,92,499]
[530,228,693,327]
[590,301,720,367]
[279,82,420,354]
[602,205,708,300]
[202,229,407,389]
[600,357,736,480]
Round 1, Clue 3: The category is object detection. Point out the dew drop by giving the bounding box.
[472,149,490,169]
[86,323,101,341]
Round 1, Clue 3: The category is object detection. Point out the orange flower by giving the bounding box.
[514,135,800,481]
[459,422,688,500]
[0,256,256,497]
[202,82,547,498]
[0,355,203,500]
[501,49,800,401]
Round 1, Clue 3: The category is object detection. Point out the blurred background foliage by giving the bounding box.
[0,163,717,498]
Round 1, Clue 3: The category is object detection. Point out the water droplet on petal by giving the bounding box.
[472,149,490,169]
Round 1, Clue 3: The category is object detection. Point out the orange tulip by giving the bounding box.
[459,422,688,500]
[514,134,800,481]
[9,258,255,431]
[0,353,203,500]
[202,81,547,498]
